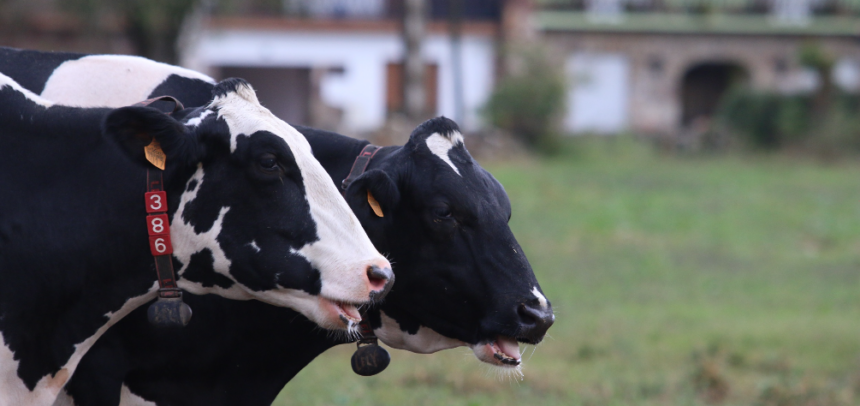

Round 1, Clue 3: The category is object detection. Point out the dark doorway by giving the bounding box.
[219,66,311,125]
[680,63,748,126]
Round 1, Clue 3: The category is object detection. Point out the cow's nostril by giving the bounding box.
[516,302,554,344]
[517,303,540,327]
[367,265,393,291]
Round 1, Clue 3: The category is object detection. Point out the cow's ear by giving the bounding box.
[345,169,400,219]
[102,106,200,167]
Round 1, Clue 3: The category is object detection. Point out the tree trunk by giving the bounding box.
[402,0,426,120]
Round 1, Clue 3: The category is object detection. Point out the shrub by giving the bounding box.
[483,48,566,153]
[716,88,860,155]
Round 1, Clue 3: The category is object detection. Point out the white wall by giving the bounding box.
[565,52,630,134]
[182,28,495,132]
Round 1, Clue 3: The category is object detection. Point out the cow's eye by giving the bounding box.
[259,154,279,171]
[433,206,453,219]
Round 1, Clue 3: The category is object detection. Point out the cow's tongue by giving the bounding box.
[336,302,361,322]
[496,336,521,361]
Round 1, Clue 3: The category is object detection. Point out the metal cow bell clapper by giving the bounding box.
[351,321,390,376]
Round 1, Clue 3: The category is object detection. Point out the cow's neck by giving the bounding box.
[296,126,398,186]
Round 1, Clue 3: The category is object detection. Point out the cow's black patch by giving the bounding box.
[147,74,214,107]
[0,46,85,94]
[180,249,233,289]
[186,179,199,192]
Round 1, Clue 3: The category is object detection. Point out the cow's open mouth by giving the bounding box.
[473,336,521,367]
[320,297,363,327]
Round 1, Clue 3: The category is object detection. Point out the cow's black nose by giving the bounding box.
[367,265,394,301]
[516,302,554,344]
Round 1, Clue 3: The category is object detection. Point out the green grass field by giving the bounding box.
[275,139,860,406]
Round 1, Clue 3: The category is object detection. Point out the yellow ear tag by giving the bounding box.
[144,139,167,170]
[367,190,384,217]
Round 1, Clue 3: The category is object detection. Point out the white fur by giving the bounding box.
[1,283,158,406]
[209,83,388,308]
[0,73,53,107]
[50,390,74,406]
[185,109,212,127]
[247,240,261,253]
[374,311,524,372]
[531,287,548,309]
[425,131,464,176]
[40,55,215,108]
[118,385,157,406]
[374,312,465,354]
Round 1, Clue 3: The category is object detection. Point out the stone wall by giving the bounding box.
[544,31,860,135]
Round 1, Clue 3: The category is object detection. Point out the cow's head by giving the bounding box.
[343,117,553,369]
[103,78,393,332]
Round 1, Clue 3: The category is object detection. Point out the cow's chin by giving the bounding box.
[470,336,522,368]
[374,312,522,369]
[234,287,365,333]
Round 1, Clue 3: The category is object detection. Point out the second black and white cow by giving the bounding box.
[0,48,554,405]
[0,74,391,406]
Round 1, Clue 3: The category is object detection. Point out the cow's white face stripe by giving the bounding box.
[40,55,214,108]
[185,110,212,127]
[0,283,158,406]
[0,73,53,107]
[425,131,464,176]
[373,312,465,354]
[209,84,386,305]
[531,287,548,309]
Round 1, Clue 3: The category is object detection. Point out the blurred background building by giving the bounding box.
[1,0,859,140]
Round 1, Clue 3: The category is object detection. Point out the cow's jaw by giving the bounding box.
[471,337,522,367]
[254,290,365,332]
[373,312,527,371]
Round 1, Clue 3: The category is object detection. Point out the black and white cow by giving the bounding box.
[0,73,392,406]
[0,48,554,405]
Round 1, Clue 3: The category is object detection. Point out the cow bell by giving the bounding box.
[147,297,192,328]
[351,337,390,376]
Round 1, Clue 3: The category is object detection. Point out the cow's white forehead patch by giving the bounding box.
[425,131,464,176]
[0,73,53,107]
[531,287,548,309]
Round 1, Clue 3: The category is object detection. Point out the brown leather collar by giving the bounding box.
[340,144,381,196]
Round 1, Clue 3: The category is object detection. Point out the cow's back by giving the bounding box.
[0,47,86,96]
